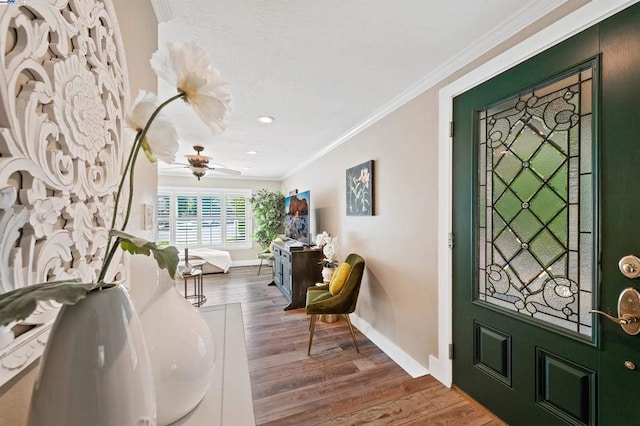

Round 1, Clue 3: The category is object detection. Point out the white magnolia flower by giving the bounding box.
[150,41,231,135]
[323,243,336,261]
[323,237,338,263]
[315,231,330,247]
[127,91,179,164]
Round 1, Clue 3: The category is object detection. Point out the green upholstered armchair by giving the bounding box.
[257,251,273,275]
[257,235,285,275]
[305,253,365,355]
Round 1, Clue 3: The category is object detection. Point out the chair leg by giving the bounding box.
[307,314,317,355]
[258,258,263,275]
[344,314,360,353]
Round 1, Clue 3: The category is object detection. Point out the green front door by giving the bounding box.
[452,4,640,425]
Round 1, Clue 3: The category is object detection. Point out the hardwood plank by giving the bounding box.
[329,375,441,417]
[316,392,438,426]
[252,359,410,418]
[398,400,497,426]
[194,266,502,425]
[254,369,413,425]
[250,345,381,385]
[252,360,362,399]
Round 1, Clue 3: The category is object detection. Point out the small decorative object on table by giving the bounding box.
[0,39,230,426]
[181,247,193,275]
[316,231,339,283]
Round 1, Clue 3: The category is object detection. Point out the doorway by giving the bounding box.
[451,3,640,424]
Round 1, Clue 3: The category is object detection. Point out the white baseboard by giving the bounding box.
[350,314,430,378]
[428,355,452,388]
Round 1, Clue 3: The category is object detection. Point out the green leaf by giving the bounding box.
[111,230,179,278]
[249,189,286,250]
[0,280,95,328]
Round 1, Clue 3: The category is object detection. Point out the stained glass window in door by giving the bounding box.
[477,66,594,336]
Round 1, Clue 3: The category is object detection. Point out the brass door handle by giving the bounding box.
[590,310,637,326]
[591,287,640,335]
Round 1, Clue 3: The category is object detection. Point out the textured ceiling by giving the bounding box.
[155,0,572,180]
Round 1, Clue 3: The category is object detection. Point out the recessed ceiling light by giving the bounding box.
[242,167,251,170]
[246,150,259,155]
[257,116,274,124]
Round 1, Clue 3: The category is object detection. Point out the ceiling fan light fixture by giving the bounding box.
[190,166,207,181]
[177,144,241,179]
[186,145,210,168]
[186,155,209,167]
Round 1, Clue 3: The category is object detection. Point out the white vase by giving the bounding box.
[322,266,335,283]
[28,284,156,426]
[138,271,215,425]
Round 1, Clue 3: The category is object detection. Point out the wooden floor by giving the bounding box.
[194,266,502,425]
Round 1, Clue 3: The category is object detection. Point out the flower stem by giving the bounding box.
[101,131,142,263]
[97,91,185,284]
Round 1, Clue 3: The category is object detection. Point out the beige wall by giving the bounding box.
[282,1,587,372]
[283,91,440,364]
[0,1,158,424]
[158,175,282,262]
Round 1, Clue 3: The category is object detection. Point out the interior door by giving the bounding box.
[452,4,640,425]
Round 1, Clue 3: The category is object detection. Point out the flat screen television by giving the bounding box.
[284,190,310,245]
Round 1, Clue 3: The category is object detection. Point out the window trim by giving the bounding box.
[158,187,252,250]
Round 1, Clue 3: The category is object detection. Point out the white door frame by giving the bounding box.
[432,0,638,387]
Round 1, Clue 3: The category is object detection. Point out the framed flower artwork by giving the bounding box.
[346,160,374,216]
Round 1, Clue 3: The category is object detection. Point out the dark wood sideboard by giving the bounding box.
[271,241,323,310]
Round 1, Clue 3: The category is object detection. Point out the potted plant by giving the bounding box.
[315,231,339,283]
[250,189,286,251]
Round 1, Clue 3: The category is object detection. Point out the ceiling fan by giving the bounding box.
[173,145,241,180]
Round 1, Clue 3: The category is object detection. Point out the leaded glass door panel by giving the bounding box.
[453,5,640,425]
[478,67,594,337]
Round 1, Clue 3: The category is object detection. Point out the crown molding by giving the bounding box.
[150,0,173,23]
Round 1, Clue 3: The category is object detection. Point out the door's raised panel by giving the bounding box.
[473,321,511,386]
[536,349,595,425]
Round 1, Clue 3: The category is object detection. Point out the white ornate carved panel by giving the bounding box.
[0,0,129,387]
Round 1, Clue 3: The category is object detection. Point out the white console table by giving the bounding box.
[170,303,255,425]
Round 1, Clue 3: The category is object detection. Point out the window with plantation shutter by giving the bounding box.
[157,188,252,249]
[201,195,222,245]
[175,195,198,246]
[157,194,171,246]
[225,194,248,244]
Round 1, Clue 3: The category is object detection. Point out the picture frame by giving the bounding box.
[346,160,374,216]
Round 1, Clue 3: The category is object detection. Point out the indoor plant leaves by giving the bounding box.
[113,230,179,279]
[0,280,95,327]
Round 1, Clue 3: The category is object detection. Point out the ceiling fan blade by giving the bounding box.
[159,164,189,170]
[210,167,241,176]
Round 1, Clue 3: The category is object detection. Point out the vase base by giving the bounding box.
[320,314,339,323]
